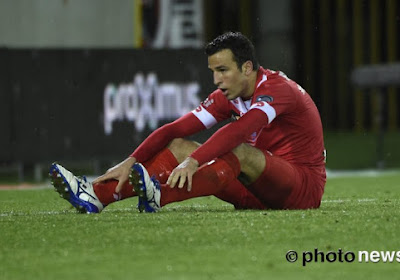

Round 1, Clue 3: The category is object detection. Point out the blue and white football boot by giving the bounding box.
[49,163,104,214]
[129,163,161,213]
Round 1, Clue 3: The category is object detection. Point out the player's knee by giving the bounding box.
[232,144,266,182]
[232,143,251,163]
[168,138,199,162]
[168,138,186,150]
[168,138,187,156]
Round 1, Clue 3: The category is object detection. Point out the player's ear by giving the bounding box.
[242,61,253,75]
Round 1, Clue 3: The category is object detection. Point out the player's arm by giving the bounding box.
[131,112,206,162]
[190,106,270,165]
[167,105,271,191]
[132,90,229,162]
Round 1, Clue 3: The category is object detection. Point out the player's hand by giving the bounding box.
[167,157,199,191]
[92,157,137,193]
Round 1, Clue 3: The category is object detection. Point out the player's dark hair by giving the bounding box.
[205,32,259,71]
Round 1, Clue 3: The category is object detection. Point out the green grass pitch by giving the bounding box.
[1,172,400,280]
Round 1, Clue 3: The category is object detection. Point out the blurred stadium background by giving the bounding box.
[0,0,399,183]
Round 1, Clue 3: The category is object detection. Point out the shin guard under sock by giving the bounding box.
[93,180,134,206]
[160,152,241,206]
[144,148,179,183]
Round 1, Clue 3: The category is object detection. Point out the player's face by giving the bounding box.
[208,49,252,100]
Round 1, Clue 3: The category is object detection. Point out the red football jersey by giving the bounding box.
[191,67,326,170]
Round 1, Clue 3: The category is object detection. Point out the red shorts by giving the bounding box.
[244,152,326,210]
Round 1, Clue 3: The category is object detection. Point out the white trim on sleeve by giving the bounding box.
[250,101,276,124]
[191,106,218,128]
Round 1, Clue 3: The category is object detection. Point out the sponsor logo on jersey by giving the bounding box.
[202,97,214,108]
[256,95,274,103]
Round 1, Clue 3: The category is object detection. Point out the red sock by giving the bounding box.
[160,152,241,206]
[214,179,266,210]
[93,148,179,206]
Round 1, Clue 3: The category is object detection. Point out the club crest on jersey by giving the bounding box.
[246,131,259,145]
[249,132,257,140]
[256,95,274,103]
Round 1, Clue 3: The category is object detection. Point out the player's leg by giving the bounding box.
[163,139,265,209]
[90,137,241,212]
[232,143,324,209]
[158,152,240,207]
[50,139,189,213]
[132,151,241,212]
[92,138,194,206]
[50,149,254,213]
[156,139,265,209]
[214,179,266,210]
[94,137,263,210]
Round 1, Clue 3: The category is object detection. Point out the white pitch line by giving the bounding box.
[0,207,138,217]
[326,169,400,178]
[322,198,377,203]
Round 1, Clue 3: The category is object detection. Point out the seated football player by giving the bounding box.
[50,32,326,213]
